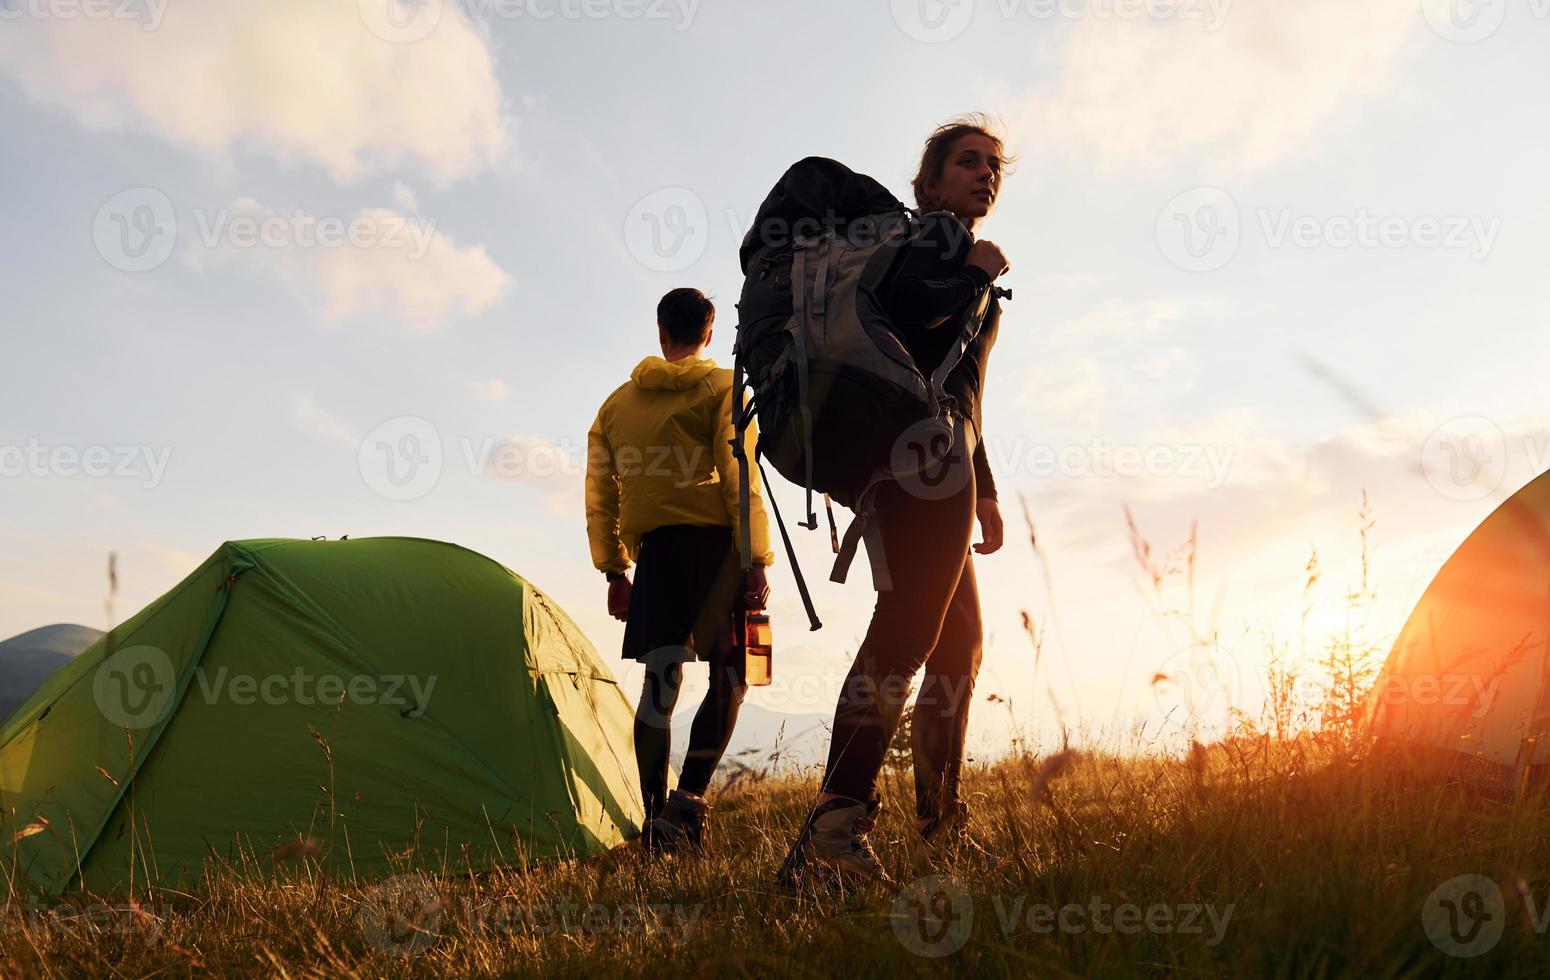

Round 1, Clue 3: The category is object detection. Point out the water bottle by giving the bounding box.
[744,612,773,687]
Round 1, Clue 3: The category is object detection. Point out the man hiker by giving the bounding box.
[585,286,775,853]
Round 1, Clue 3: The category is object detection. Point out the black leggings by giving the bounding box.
[635,648,748,819]
[820,421,983,822]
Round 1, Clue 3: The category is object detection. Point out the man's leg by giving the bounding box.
[634,647,685,821]
[678,649,749,796]
[912,554,983,825]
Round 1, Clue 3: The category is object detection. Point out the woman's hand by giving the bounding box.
[606,575,632,621]
[967,240,1010,280]
[973,497,1004,555]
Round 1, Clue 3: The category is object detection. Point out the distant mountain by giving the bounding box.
[672,701,831,777]
[0,624,103,722]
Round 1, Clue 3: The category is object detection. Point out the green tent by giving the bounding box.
[0,537,642,896]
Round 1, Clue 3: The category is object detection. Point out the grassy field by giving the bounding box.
[4,736,1549,978]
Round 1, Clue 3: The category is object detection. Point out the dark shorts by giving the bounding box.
[621,524,743,663]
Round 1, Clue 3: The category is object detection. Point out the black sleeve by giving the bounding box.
[888,265,993,331]
[972,436,996,501]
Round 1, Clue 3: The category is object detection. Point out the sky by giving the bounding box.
[2,0,1549,757]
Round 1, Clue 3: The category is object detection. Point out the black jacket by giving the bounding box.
[884,212,1001,500]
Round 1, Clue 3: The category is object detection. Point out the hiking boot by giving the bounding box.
[647,789,707,854]
[917,801,1000,869]
[776,796,892,888]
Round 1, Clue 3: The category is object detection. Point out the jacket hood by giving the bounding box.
[630,356,720,391]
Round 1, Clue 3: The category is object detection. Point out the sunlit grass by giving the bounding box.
[4,501,1548,976]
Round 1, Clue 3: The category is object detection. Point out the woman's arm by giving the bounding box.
[888,265,994,330]
[972,437,996,501]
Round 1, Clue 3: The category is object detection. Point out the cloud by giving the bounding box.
[392,182,420,213]
[0,0,510,181]
[469,378,510,401]
[1048,298,1196,343]
[1014,298,1207,428]
[292,394,357,446]
[205,198,511,331]
[1024,408,1550,584]
[1020,354,1109,428]
[477,435,581,488]
[1019,0,1420,172]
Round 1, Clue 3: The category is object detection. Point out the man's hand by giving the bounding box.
[606,575,632,621]
[973,497,1003,555]
[743,565,770,611]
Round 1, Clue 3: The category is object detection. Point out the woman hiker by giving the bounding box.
[585,287,775,853]
[778,115,1013,886]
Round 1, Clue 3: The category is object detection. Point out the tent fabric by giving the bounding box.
[1370,469,1550,780]
[0,538,642,896]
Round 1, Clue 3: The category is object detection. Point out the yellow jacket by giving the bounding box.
[586,356,775,573]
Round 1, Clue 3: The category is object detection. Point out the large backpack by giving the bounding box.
[730,157,1003,630]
